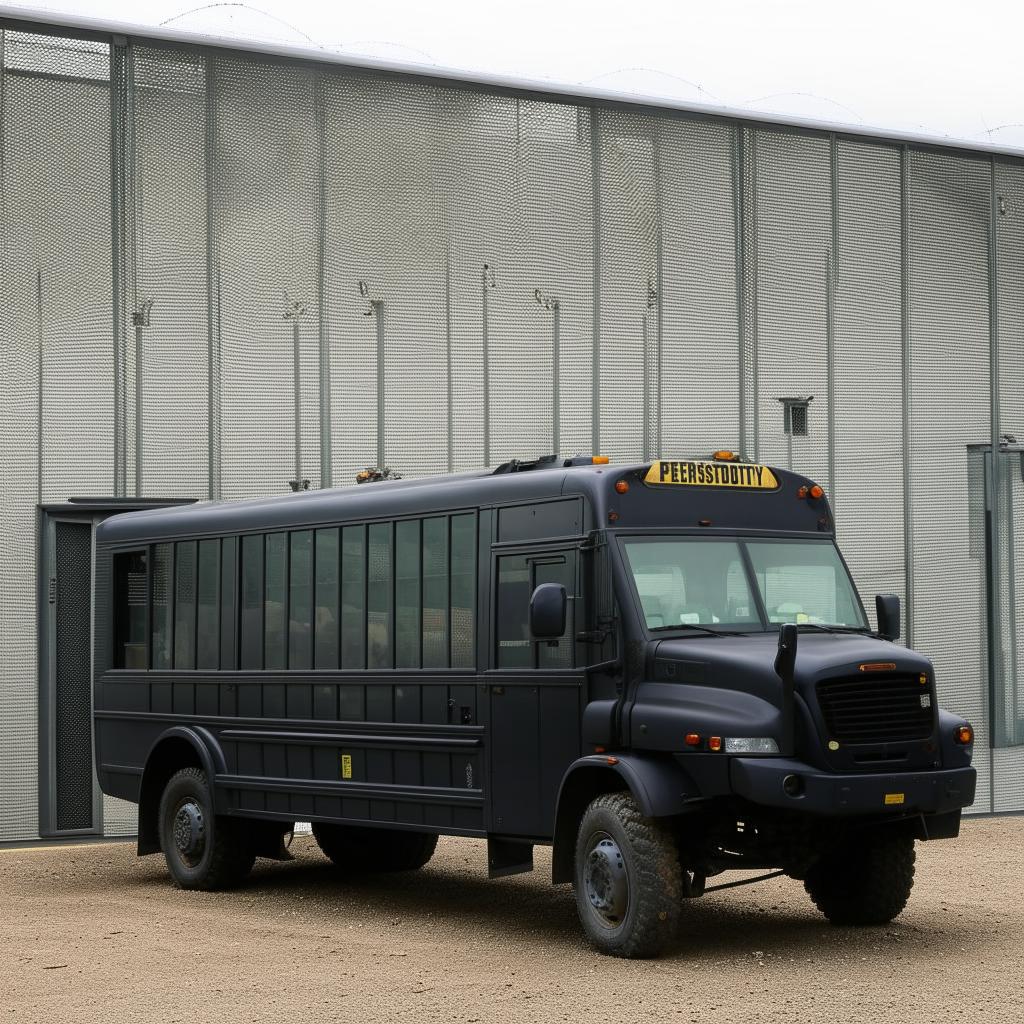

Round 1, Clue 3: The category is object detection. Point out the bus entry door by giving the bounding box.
[488,550,585,838]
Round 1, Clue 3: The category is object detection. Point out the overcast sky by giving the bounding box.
[13,0,1024,148]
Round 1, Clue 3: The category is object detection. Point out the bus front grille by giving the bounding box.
[816,674,935,745]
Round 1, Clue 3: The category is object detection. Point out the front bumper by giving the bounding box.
[729,757,976,816]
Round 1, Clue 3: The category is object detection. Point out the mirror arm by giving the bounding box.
[774,623,798,758]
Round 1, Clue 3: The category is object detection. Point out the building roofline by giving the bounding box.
[2,4,1023,161]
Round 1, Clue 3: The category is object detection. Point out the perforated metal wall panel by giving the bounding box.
[993,161,1024,787]
[0,30,111,841]
[832,140,905,625]
[214,55,320,498]
[996,162,1024,431]
[754,130,832,485]
[657,118,740,456]
[131,46,210,498]
[598,110,657,462]
[907,150,993,810]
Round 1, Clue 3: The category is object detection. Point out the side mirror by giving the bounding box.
[530,583,567,639]
[875,594,901,641]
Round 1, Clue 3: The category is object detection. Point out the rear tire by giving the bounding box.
[157,767,255,891]
[804,833,915,925]
[573,792,682,958]
[312,823,438,873]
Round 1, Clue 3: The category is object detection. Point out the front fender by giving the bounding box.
[549,754,700,883]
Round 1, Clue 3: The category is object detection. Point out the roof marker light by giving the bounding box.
[684,733,702,747]
[708,736,723,752]
[809,484,824,499]
[712,450,738,461]
[592,455,610,464]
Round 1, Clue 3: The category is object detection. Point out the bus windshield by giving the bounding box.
[622,537,868,633]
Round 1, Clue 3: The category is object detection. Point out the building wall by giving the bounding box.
[1,23,1022,841]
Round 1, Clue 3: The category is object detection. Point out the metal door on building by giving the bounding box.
[38,499,194,838]
[985,441,1024,812]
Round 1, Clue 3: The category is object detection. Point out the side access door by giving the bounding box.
[487,541,586,840]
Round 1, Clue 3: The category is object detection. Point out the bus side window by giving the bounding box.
[151,544,173,670]
[314,528,340,670]
[495,552,576,670]
[114,550,148,669]
[174,541,197,670]
[422,516,449,668]
[196,539,220,670]
[240,534,264,670]
[450,514,476,669]
[496,555,532,669]
[396,520,421,669]
[535,558,574,670]
[341,525,366,670]
[367,522,394,669]
[264,533,288,670]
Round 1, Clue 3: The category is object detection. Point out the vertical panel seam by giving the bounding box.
[899,145,913,647]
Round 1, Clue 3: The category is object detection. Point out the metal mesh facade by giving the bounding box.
[1,22,1023,839]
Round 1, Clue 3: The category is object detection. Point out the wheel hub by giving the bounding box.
[172,800,206,865]
[584,832,628,927]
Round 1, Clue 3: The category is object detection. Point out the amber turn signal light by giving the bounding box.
[615,479,629,494]
[708,736,723,752]
[955,725,974,745]
[809,484,824,499]
[684,733,701,747]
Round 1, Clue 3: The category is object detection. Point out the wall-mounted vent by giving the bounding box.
[779,396,813,437]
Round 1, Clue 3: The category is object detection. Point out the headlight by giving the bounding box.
[723,737,780,754]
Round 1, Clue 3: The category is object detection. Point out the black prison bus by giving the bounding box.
[94,453,977,958]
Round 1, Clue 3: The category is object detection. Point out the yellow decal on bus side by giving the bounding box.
[644,460,780,490]
[341,754,353,780]
[884,792,905,806]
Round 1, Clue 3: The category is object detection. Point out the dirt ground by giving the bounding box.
[1,816,1021,1024]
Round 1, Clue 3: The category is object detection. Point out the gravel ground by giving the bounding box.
[1,816,1021,1023]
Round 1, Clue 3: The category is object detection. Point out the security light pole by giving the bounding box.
[373,298,385,470]
[643,275,657,462]
[482,264,495,466]
[285,297,308,492]
[535,288,561,455]
[132,298,152,496]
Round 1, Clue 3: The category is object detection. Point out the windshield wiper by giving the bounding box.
[648,624,745,638]
[792,623,870,635]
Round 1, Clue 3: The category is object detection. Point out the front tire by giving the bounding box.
[157,767,255,891]
[312,823,438,873]
[804,833,916,925]
[573,792,682,958]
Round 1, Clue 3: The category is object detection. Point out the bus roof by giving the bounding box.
[96,458,833,545]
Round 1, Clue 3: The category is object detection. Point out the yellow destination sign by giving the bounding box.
[644,460,780,490]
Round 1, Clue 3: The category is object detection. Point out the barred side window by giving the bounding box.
[114,550,149,669]
[450,514,477,669]
[151,544,173,670]
[174,541,197,670]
